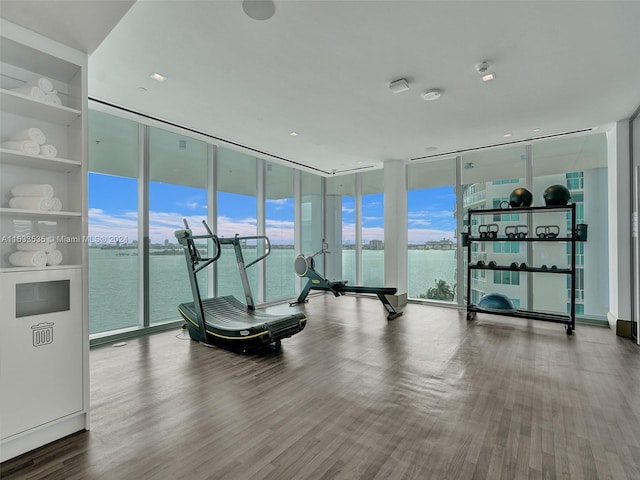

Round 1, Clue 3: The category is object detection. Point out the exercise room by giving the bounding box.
[1,1,639,479]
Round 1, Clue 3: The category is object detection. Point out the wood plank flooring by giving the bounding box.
[2,295,640,480]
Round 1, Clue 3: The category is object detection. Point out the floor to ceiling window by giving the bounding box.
[532,133,609,318]
[88,101,612,339]
[265,162,295,302]
[148,127,208,324]
[301,172,324,277]
[326,174,356,284]
[461,146,527,307]
[407,158,457,301]
[216,147,258,301]
[361,171,384,286]
[87,110,139,334]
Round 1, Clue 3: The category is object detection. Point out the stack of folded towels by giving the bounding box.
[9,236,63,268]
[11,76,63,106]
[8,183,62,212]
[2,126,57,158]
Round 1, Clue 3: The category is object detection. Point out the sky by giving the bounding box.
[88,173,456,245]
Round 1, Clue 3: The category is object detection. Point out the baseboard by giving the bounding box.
[0,413,87,462]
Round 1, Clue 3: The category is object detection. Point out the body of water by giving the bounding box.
[89,248,457,334]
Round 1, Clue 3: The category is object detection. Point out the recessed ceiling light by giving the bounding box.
[533,128,541,132]
[424,146,438,152]
[149,72,167,82]
[389,78,410,93]
[481,73,496,82]
[476,61,490,74]
[422,89,442,101]
[503,133,513,138]
[290,132,298,136]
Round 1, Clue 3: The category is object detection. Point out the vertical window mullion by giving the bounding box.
[294,169,302,294]
[208,144,216,299]
[139,124,150,328]
[355,173,362,285]
[256,159,266,304]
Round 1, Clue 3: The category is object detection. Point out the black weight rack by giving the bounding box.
[465,204,579,335]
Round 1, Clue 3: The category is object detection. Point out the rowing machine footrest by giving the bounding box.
[328,280,347,296]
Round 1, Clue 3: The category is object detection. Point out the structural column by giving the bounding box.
[383,159,408,306]
[607,121,632,328]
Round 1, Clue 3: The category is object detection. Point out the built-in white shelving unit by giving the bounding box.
[0,19,89,462]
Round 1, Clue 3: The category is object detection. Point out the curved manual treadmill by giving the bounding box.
[175,221,306,347]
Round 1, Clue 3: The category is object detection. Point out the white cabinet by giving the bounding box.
[0,269,84,436]
[0,19,88,462]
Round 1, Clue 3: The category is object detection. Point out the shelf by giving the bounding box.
[466,202,577,334]
[0,148,81,171]
[0,264,82,273]
[467,305,572,325]
[1,19,89,462]
[468,236,575,242]
[468,204,574,215]
[0,88,81,125]
[469,265,571,274]
[0,208,81,218]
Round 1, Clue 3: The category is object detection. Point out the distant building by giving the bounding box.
[369,239,384,250]
[425,239,455,250]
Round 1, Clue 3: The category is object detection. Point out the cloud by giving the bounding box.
[177,201,201,209]
[266,198,292,206]
[408,219,431,227]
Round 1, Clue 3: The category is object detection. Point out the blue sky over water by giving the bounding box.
[88,173,456,245]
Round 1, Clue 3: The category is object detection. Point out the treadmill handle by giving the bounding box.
[238,235,271,269]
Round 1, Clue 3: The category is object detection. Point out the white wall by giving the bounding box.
[632,114,640,343]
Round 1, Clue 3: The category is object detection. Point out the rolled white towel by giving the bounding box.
[11,127,46,145]
[50,197,62,211]
[9,196,53,211]
[9,250,48,268]
[2,140,40,155]
[11,85,45,101]
[26,77,54,93]
[39,144,58,158]
[10,183,54,198]
[17,243,57,254]
[16,236,56,253]
[46,250,63,266]
[44,93,62,106]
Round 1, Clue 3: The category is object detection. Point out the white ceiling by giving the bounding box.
[3,1,640,176]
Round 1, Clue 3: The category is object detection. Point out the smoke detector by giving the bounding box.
[389,78,410,93]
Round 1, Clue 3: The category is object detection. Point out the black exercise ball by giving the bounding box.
[509,187,533,207]
[543,184,571,206]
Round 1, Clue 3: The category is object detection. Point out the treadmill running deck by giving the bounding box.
[178,295,307,344]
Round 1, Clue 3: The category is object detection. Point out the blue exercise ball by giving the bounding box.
[543,184,571,206]
[478,293,516,312]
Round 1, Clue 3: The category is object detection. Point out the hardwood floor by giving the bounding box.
[2,295,640,480]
